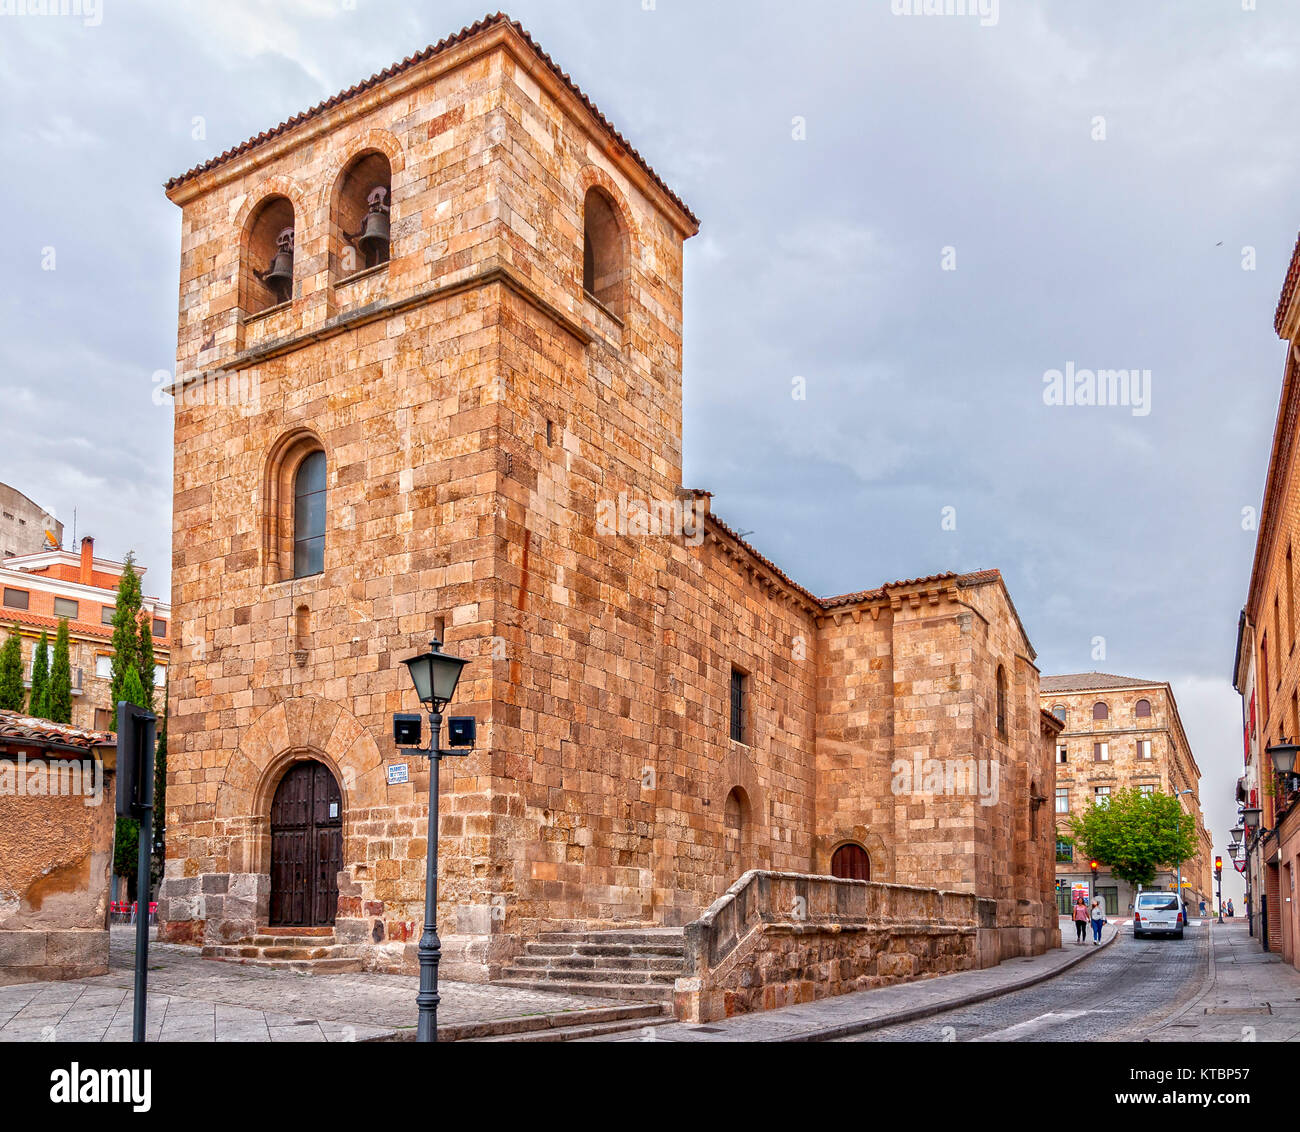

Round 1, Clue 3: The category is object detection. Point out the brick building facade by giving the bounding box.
[1042,673,1212,915]
[1,536,170,732]
[156,14,1058,978]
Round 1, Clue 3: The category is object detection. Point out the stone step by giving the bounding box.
[511,954,684,974]
[202,954,365,974]
[534,929,685,947]
[492,977,674,1004]
[524,941,685,958]
[439,1002,667,1042]
[465,1015,675,1043]
[503,963,674,986]
[250,935,340,949]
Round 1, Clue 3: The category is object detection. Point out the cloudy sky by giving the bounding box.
[3,0,1294,894]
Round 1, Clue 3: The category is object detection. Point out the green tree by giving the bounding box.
[111,665,150,899]
[48,619,72,725]
[1068,788,1200,890]
[28,631,49,719]
[109,554,143,710]
[137,608,155,715]
[0,625,24,712]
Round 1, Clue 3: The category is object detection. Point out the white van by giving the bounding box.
[1133,891,1184,939]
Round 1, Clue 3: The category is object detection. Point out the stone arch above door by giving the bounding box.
[216,696,386,821]
[816,828,891,881]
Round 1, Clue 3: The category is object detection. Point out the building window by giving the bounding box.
[1094,786,1111,806]
[1055,838,1073,862]
[101,606,115,625]
[1139,784,1155,796]
[729,667,746,744]
[93,708,113,731]
[334,150,392,277]
[293,450,327,578]
[242,194,296,314]
[1093,741,1109,762]
[582,186,629,320]
[154,663,166,688]
[152,618,166,638]
[1092,701,1108,721]
[53,597,78,620]
[1137,738,1152,760]
[1057,744,1068,764]
[995,664,1007,737]
[830,843,871,880]
[94,654,111,680]
[1135,698,1151,718]
[2,587,28,610]
[1055,788,1069,814]
[1052,704,1066,722]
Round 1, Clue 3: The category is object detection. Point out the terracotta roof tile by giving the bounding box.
[1,608,114,641]
[164,13,699,228]
[1277,228,1300,335]
[1039,672,1163,693]
[0,709,115,751]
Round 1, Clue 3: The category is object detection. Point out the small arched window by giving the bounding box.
[581,186,628,320]
[1093,701,1109,721]
[1135,698,1152,718]
[293,450,326,578]
[723,786,749,871]
[242,194,296,314]
[334,151,392,278]
[995,664,1007,737]
[1052,704,1067,722]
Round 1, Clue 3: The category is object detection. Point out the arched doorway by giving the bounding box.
[269,760,343,927]
[723,787,750,874]
[831,843,871,881]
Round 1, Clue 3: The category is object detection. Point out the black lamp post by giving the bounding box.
[399,638,470,1043]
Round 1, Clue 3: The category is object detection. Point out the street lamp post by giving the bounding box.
[1173,788,1194,924]
[398,638,472,1044]
[1230,824,1244,931]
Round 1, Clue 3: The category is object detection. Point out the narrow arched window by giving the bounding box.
[243,194,296,314]
[1093,701,1109,721]
[1052,704,1066,722]
[1135,698,1151,718]
[996,664,1007,737]
[293,450,326,578]
[582,186,627,320]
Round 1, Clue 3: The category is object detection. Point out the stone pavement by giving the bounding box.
[1144,920,1300,1041]
[583,919,1124,1042]
[0,926,658,1042]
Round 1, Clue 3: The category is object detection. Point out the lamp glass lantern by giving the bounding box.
[1230,824,1243,847]
[1267,739,1300,779]
[1242,806,1262,832]
[402,639,469,711]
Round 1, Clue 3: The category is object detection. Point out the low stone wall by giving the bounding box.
[673,870,988,1023]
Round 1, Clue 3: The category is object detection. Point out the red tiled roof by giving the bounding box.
[1277,229,1300,335]
[164,13,699,228]
[0,709,115,752]
[2,608,114,641]
[1039,672,1163,693]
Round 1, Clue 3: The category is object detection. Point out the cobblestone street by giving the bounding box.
[0,927,657,1042]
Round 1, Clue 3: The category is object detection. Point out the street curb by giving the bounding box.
[777,923,1121,1043]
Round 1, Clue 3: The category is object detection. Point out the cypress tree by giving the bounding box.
[48,619,72,725]
[110,554,143,709]
[137,608,155,715]
[28,631,50,719]
[0,625,23,712]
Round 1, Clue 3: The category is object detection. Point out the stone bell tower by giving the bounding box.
[157,14,699,977]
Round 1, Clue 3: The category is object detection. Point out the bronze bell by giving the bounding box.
[356,186,390,264]
[264,226,295,301]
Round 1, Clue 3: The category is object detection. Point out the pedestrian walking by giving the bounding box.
[1227,898,1235,918]
[1199,899,1206,917]
[1089,894,1106,944]
[1071,894,1089,944]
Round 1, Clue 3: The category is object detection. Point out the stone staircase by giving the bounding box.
[494,928,686,1004]
[200,926,366,973]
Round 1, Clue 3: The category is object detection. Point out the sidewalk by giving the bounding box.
[1144,921,1300,1041]
[0,927,663,1043]
[582,919,1122,1042]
